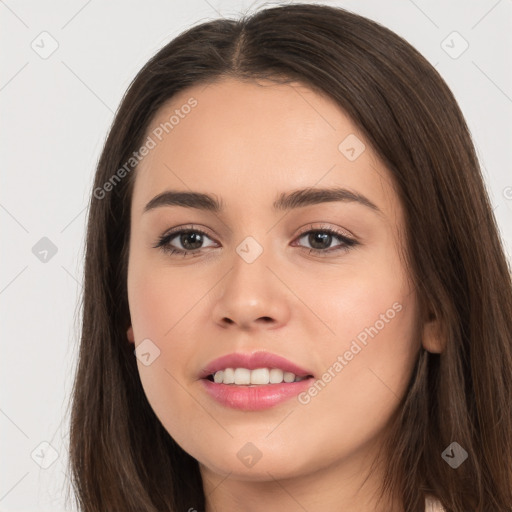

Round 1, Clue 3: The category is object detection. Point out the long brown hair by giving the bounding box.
[67,3,512,511]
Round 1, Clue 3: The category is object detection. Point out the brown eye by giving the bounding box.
[293,228,358,256]
[154,227,217,256]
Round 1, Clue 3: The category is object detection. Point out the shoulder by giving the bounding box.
[425,494,446,511]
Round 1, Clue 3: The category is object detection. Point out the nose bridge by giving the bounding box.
[212,231,290,329]
[229,232,274,299]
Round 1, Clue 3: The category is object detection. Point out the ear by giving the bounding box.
[421,310,444,354]
[127,325,135,344]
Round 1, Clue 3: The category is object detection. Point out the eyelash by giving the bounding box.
[153,224,358,258]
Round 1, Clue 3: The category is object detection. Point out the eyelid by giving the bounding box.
[160,224,215,239]
[295,222,355,239]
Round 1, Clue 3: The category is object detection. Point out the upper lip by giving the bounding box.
[199,351,314,379]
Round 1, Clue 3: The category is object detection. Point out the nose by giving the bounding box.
[211,245,291,331]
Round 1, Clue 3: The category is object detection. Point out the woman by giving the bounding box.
[67,3,512,511]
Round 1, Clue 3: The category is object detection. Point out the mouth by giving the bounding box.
[200,372,315,411]
[198,351,316,410]
[203,368,314,386]
[198,350,315,381]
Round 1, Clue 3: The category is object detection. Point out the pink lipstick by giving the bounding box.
[198,351,315,411]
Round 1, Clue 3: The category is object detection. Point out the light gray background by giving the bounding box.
[1,1,511,510]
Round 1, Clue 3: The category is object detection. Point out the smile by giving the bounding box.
[208,367,311,385]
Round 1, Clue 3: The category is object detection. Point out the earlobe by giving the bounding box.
[127,325,135,343]
[421,312,444,354]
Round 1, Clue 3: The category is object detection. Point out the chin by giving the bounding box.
[196,444,313,482]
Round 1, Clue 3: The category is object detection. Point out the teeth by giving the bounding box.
[270,368,284,384]
[250,368,269,385]
[211,368,309,385]
[223,368,235,384]
[234,368,251,385]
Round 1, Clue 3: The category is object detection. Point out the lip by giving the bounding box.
[200,377,315,411]
[198,351,315,411]
[198,351,314,380]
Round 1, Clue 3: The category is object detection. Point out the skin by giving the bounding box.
[125,77,442,511]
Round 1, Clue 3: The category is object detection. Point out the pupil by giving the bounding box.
[181,232,203,250]
[309,232,330,249]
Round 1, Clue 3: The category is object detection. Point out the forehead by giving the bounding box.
[131,77,398,221]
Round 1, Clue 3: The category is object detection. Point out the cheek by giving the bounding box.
[289,284,418,470]
[127,266,210,456]
[295,247,419,408]
[128,254,207,342]
[128,264,203,394]
[292,247,414,356]
[298,267,419,429]
[128,270,174,338]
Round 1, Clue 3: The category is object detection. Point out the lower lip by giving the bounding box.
[200,377,315,411]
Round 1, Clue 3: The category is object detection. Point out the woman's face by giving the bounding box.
[126,77,422,488]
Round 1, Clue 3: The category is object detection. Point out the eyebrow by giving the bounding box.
[143,187,383,216]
